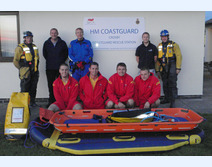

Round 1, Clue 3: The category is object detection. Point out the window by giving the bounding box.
[0,12,19,62]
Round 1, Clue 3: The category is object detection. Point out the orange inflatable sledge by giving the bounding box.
[41,108,204,134]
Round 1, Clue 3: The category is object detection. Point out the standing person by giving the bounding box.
[135,32,158,74]
[106,62,135,109]
[155,29,182,108]
[79,62,108,109]
[134,67,161,109]
[68,27,93,82]
[13,31,39,107]
[43,28,68,106]
[48,63,82,112]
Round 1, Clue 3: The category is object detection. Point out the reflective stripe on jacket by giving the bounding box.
[14,43,39,72]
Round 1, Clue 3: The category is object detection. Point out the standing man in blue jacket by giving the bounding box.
[69,27,93,82]
[43,28,68,106]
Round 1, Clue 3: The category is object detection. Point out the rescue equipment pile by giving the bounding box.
[29,107,204,155]
[4,92,205,155]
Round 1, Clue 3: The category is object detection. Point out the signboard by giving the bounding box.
[83,17,145,50]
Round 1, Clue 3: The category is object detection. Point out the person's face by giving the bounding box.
[142,34,149,43]
[24,36,33,44]
[50,29,58,40]
[75,29,83,40]
[59,65,69,78]
[161,36,168,43]
[140,70,150,81]
[89,65,99,77]
[117,66,126,77]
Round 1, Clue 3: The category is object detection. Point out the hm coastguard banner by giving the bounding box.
[83,17,145,50]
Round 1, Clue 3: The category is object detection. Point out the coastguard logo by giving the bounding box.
[87,18,95,25]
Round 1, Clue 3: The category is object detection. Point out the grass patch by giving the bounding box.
[0,113,212,156]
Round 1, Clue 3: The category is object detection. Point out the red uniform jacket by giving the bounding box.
[107,73,135,105]
[53,75,79,110]
[79,72,108,109]
[134,73,161,109]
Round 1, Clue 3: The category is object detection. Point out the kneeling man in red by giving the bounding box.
[134,67,161,109]
[48,63,82,112]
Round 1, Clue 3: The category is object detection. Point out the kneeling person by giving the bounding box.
[79,62,108,109]
[134,67,161,109]
[106,62,135,109]
[48,63,82,112]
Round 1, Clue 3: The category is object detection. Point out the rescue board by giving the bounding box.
[29,120,204,155]
[46,108,204,133]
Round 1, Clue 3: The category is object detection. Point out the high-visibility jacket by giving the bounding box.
[155,41,182,72]
[13,43,39,79]
[134,73,161,109]
[14,43,39,71]
[53,75,79,110]
[79,72,108,109]
[107,73,135,105]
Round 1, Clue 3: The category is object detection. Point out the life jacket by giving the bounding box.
[158,41,176,71]
[19,43,39,72]
[158,41,175,59]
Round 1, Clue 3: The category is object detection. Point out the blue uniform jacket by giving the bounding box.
[68,38,93,64]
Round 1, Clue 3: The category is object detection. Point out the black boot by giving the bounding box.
[170,100,176,108]
[30,98,40,108]
[161,98,170,104]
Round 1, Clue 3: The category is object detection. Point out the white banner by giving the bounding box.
[83,17,145,50]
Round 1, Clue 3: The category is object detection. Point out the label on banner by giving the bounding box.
[83,17,145,50]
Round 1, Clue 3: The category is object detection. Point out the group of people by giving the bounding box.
[13,27,182,110]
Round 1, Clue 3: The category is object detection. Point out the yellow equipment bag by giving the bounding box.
[106,110,154,123]
[4,92,30,140]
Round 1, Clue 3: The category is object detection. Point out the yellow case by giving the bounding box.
[4,92,30,140]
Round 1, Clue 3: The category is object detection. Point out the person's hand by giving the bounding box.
[144,102,150,108]
[176,69,181,75]
[118,102,126,109]
[157,72,161,79]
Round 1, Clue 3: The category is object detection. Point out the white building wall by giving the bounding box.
[0,11,205,98]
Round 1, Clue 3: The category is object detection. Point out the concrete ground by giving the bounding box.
[0,71,212,125]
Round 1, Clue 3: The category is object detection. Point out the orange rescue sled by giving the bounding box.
[46,108,204,134]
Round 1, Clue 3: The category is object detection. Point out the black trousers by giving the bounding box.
[20,71,39,103]
[160,62,178,102]
[46,69,60,104]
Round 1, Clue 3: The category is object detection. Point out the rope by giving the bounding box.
[24,121,50,148]
[140,111,180,123]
